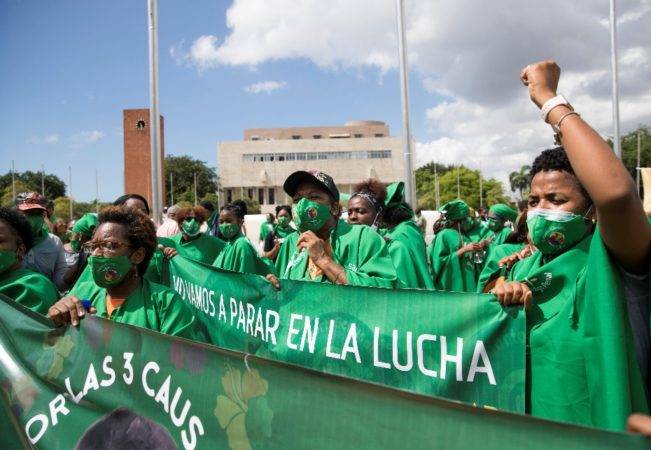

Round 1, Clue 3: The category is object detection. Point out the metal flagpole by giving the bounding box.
[68,166,73,220]
[95,169,100,213]
[193,172,198,206]
[609,0,621,158]
[11,160,16,200]
[637,129,641,194]
[170,172,174,205]
[434,165,439,209]
[148,0,163,225]
[41,164,45,196]
[479,167,483,209]
[395,0,416,205]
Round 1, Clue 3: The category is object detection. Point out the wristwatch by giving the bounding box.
[540,95,572,123]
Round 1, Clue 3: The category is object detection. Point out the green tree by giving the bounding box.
[165,156,218,206]
[0,171,66,201]
[416,164,509,210]
[200,192,219,206]
[1,180,31,207]
[610,126,651,195]
[509,165,532,200]
[53,197,111,223]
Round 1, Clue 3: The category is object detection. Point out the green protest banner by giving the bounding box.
[168,257,525,412]
[1,295,649,450]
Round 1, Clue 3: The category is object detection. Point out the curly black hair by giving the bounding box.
[113,194,151,215]
[199,200,215,213]
[275,204,292,216]
[98,206,156,276]
[530,147,592,204]
[221,199,247,220]
[0,207,34,251]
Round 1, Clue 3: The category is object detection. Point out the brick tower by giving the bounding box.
[123,109,165,207]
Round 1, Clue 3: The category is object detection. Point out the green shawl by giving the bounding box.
[476,242,525,293]
[427,228,479,292]
[213,234,271,276]
[385,220,434,289]
[0,267,59,315]
[508,231,648,430]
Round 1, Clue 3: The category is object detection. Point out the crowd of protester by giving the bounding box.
[1,61,650,434]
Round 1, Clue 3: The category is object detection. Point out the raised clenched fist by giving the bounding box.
[520,60,561,108]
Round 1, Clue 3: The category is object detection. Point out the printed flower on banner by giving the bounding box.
[214,365,273,450]
[35,332,75,379]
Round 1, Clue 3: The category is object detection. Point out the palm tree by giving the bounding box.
[509,165,531,199]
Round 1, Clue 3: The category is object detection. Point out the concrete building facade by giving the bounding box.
[218,121,404,213]
[123,109,165,207]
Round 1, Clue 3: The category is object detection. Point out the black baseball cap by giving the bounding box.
[283,170,340,202]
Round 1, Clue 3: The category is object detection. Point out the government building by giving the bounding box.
[217,120,405,213]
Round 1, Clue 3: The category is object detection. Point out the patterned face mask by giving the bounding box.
[527,206,592,255]
[292,198,331,233]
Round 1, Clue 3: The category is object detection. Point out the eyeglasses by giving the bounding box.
[83,240,131,254]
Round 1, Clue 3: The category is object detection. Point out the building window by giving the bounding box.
[374,133,384,137]
[258,189,265,205]
[251,136,260,141]
[242,150,391,162]
[268,188,275,204]
[226,189,233,204]
[247,188,254,199]
[354,133,363,138]
[291,135,301,140]
[313,134,322,139]
[136,120,146,130]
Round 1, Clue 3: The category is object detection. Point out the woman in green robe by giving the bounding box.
[47,206,206,342]
[490,61,650,431]
[476,210,532,293]
[270,170,397,288]
[427,200,490,292]
[261,205,297,262]
[160,206,225,265]
[485,203,518,245]
[212,200,271,276]
[347,179,432,289]
[0,207,58,315]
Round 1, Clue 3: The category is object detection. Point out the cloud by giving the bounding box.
[173,0,651,194]
[26,134,59,144]
[69,130,105,148]
[243,80,287,94]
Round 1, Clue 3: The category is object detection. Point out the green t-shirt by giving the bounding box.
[213,234,271,276]
[507,230,648,430]
[166,232,225,265]
[385,220,434,290]
[70,278,207,342]
[0,267,59,315]
[276,221,397,288]
[427,228,479,292]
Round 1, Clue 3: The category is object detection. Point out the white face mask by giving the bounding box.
[527,205,593,223]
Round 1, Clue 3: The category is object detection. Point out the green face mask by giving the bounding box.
[293,198,331,233]
[182,218,201,238]
[0,250,17,274]
[527,208,591,255]
[277,216,290,228]
[88,255,133,288]
[26,214,45,238]
[70,240,82,252]
[219,223,240,240]
[487,218,503,232]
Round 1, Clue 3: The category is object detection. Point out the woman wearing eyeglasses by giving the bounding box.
[47,206,206,341]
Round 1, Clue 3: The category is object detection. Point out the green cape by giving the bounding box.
[167,232,225,265]
[0,267,59,315]
[476,242,525,293]
[69,278,207,342]
[385,220,434,289]
[508,230,648,430]
[213,234,271,276]
[276,221,397,288]
[427,228,479,292]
